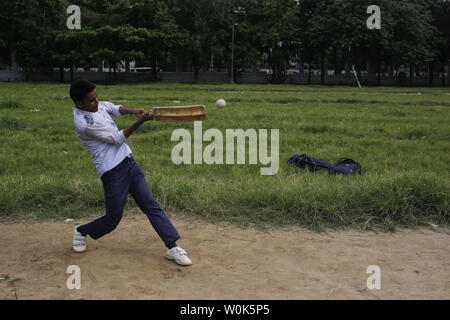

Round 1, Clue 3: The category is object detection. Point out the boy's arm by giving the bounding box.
[119,106,146,118]
[83,110,153,144]
[123,110,153,138]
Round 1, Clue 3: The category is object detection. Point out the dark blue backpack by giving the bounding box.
[288,154,362,176]
[328,158,362,176]
[288,154,333,172]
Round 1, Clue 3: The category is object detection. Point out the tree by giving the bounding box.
[298,0,324,84]
[0,0,67,76]
[216,0,262,81]
[0,0,448,87]
[429,0,450,85]
[126,0,180,80]
[170,0,241,81]
[88,25,148,80]
[257,0,301,83]
[52,29,92,82]
[330,0,395,85]
[386,0,435,84]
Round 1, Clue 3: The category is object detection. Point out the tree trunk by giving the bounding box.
[409,64,414,86]
[70,65,74,82]
[377,59,381,86]
[308,60,311,84]
[272,64,278,83]
[448,61,450,86]
[428,61,434,87]
[345,61,350,76]
[442,60,446,86]
[11,51,18,72]
[125,60,130,73]
[333,47,342,75]
[298,57,304,74]
[320,56,327,85]
[152,56,158,82]
[176,55,182,72]
[59,65,64,83]
[367,60,372,83]
[193,56,199,82]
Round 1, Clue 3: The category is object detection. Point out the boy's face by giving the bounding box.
[76,89,99,112]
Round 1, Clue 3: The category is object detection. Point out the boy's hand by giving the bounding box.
[140,110,153,121]
[133,108,146,118]
[119,106,146,118]
[123,110,153,138]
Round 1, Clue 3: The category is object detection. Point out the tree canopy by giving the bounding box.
[0,0,448,84]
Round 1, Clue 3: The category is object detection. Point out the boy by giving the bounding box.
[70,79,192,266]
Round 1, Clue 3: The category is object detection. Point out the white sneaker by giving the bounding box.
[166,246,192,266]
[72,226,86,253]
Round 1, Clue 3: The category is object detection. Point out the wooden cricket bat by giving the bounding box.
[151,105,207,122]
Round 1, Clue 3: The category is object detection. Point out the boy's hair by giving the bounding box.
[70,79,96,103]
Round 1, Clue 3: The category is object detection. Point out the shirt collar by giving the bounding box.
[74,105,95,115]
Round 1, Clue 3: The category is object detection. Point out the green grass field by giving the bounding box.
[0,82,449,231]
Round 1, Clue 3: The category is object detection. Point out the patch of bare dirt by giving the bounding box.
[1,213,448,300]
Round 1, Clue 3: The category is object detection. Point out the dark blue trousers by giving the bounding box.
[78,156,180,249]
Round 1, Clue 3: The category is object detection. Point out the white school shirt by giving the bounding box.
[73,101,132,177]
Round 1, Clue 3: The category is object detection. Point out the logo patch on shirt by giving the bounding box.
[84,115,94,125]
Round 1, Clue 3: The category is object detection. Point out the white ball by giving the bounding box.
[216,99,226,108]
